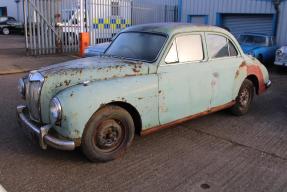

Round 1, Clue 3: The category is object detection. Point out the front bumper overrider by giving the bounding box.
[17,105,75,151]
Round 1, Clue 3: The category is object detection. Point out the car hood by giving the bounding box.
[240,44,262,53]
[38,56,149,123]
[39,56,148,78]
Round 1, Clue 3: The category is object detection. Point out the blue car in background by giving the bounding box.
[238,33,277,65]
[84,42,111,57]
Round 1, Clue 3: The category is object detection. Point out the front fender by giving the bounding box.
[54,75,159,139]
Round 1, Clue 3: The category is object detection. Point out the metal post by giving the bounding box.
[23,0,29,53]
[80,0,84,32]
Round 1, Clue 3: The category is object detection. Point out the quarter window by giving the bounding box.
[228,41,238,57]
[176,34,204,62]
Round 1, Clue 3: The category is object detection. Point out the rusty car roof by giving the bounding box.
[122,23,229,36]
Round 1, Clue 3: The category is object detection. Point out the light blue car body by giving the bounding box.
[19,23,270,146]
[84,42,110,57]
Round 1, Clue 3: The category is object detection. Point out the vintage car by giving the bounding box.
[274,45,287,67]
[237,33,277,65]
[17,23,271,162]
[84,42,110,57]
[0,16,24,35]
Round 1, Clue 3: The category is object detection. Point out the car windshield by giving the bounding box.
[0,17,8,22]
[238,35,267,46]
[105,32,167,62]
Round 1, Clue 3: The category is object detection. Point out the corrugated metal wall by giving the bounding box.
[132,0,178,25]
[222,14,274,37]
[181,0,287,45]
[277,0,287,45]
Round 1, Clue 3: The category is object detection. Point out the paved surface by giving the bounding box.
[0,67,287,192]
[0,35,77,75]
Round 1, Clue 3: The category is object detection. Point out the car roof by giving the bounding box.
[122,22,230,37]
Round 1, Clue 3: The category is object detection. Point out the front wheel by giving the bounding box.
[2,28,10,35]
[230,79,254,116]
[82,105,135,162]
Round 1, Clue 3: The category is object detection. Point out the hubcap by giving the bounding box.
[95,119,124,152]
[3,28,9,35]
[239,88,250,107]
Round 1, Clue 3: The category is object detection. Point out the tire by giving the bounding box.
[2,28,10,35]
[82,105,135,162]
[230,79,254,116]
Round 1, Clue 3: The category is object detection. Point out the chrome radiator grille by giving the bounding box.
[25,72,44,122]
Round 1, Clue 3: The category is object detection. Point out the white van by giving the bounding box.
[57,0,132,45]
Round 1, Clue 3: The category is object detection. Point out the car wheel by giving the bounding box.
[230,79,254,116]
[2,28,10,35]
[82,105,135,162]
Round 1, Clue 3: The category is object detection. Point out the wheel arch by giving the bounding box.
[246,74,259,94]
[100,101,142,136]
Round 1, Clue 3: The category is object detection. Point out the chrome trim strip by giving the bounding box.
[266,80,271,89]
[17,105,75,151]
[29,71,44,82]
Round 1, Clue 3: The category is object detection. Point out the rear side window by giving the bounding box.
[207,34,238,58]
[176,35,204,62]
[207,35,229,58]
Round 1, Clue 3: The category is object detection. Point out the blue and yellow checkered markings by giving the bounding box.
[93,18,131,29]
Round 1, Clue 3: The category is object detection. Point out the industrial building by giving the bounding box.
[180,0,287,45]
[1,0,287,54]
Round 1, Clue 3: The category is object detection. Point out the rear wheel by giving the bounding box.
[230,79,254,116]
[82,105,135,162]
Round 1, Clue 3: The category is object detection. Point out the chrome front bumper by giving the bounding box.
[17,105,75,151]
[274,61,287,66]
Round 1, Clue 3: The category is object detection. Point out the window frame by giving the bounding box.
[164,32,206,65]
[205,32,241,61]
[104,31,169,63]
[111,1,120,16]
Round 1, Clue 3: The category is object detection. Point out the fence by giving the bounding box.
[24,0,178,55]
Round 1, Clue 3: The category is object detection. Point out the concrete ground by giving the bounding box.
[0,35,287,192]
[0,35,78,75]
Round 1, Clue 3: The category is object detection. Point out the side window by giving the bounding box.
[176,34,204,62]
[207,34,229,58]
[165,42,178,64]
[228,41,238,57]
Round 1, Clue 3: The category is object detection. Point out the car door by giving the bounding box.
[205,33,242,108]
[157,33,213,125]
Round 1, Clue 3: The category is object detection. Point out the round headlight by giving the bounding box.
[18,78,26,98]
[276,49,283,56]
[50,97,62,125]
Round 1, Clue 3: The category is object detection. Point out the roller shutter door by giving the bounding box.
[222,14,273,38]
